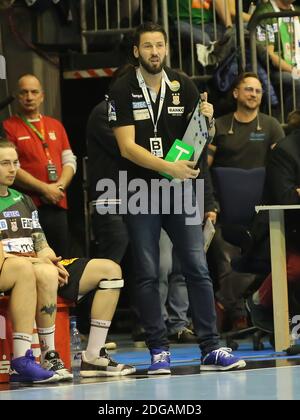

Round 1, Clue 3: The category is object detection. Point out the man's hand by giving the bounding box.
[56,262,69,287]
[34,254,69,287]
[47,255,69,287]
[168,160,200,180]
[200,92,214,122]
[205,211,217,225]
[29,256,53,265]
[41,183,65,205]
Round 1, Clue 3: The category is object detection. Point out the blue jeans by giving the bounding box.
[159,229,190,335]
[124,185,219,354]
[175,20,225,45]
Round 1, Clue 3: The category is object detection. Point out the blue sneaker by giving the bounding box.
[148,348,171,375]
[201,347,246,371]
[10,349,60,383]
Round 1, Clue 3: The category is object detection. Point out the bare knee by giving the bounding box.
[2,257,36,290]
[78,259,122,296]
[101,259,122,280]
[9,257,35,275]
[85,259,122,280]
[34,263,59,293]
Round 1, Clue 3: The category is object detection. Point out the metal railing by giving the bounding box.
[167,0,233,77]
[80,0,159,54]
[79,0,234,77]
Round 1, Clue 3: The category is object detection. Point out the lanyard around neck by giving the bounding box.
[18,114,53,162]
[136,68,167,137]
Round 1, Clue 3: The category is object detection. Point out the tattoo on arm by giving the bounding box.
[32,232,49,253]
[41,303,57,317]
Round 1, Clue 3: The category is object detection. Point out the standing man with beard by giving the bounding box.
[208,72,284,331]
[108,22,246,374]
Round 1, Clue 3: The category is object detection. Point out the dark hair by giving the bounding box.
[232,72,261,90]
[0,138,16,150]
[133,22,167,47]
[287,109,300,131]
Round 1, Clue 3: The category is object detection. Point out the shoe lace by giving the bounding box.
[153,351,170,364]
[44,351,66,370]
[49,358,65,370]
[99,347,118,366]
[213,347,234,362]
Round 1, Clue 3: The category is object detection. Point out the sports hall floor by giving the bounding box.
[1,335,300,400]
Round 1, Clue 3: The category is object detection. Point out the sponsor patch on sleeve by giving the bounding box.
[108,100,117,122]
[32,210,41,229]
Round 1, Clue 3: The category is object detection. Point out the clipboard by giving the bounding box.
[203,217,215,253]
[182,94,209,163]
[160,94,209,179]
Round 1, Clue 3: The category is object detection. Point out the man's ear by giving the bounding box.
[233,88,238,99]
[133,46,139,59]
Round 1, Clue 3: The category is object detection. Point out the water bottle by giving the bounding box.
[70,316,81,376]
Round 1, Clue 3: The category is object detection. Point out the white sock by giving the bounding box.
[37,325,55,361]
[85,319,111,360]
[12,332,32,359]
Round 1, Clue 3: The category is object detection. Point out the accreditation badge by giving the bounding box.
[150,137,163,157]
[47,163,58,182]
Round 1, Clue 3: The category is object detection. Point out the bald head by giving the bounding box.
[17,74,44,118]
[18,74,42,89]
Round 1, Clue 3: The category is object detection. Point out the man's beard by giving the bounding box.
[139,55,166,74]
[240,99,260,112]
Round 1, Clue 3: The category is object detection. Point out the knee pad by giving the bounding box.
[98,278,124,290]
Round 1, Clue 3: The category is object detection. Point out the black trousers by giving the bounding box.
[38,205,69,257]
[207,225,256,322]
[92,213,129,263]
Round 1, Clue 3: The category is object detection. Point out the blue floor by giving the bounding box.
[1,335,300,400]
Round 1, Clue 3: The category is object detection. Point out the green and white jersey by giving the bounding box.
[0,188,43,256]
[255,2,300,66]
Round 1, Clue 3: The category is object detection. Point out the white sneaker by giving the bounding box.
[80,348,136,377]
